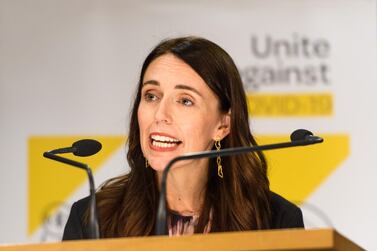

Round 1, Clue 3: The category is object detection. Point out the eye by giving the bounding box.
[143,92,159,102]
[178,97,194,106]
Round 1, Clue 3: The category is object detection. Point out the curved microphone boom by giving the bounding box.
[43,139,102,239]
[155,129,323,235]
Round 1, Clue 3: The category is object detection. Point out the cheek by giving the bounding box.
[181,117,217,149]
[138,103,151,128]
[137,106,143,132]
[137,105,149,144]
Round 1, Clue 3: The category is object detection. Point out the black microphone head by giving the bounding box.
[290,129,313,142]
[72,139,102,157]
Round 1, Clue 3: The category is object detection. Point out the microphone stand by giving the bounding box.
[43,152,100,239]
[155,136,323,235]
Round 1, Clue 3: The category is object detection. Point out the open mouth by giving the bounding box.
[150,134,182,149]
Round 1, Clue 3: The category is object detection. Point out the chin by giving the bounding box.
[150,165,165,172]
[148,159,170,172]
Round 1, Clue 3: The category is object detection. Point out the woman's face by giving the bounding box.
[137,54,230,171]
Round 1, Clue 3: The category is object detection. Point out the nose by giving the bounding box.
[154,97,172,124]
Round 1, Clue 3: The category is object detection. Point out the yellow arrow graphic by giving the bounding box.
[256,134,350,203]
[28,136,125,235]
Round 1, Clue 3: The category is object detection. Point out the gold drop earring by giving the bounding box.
[215,138,223,178]
[145,158,149,169]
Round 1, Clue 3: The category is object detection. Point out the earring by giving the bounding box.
[145,158,149,169]
[215,138,223,178]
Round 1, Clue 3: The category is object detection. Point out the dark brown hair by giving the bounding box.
[95,36,271,237]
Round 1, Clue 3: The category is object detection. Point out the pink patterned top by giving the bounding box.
[167,210,211,236]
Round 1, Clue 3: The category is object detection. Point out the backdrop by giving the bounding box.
[0,0,376,249]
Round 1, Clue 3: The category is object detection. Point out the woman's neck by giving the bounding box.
[156,160,209,216]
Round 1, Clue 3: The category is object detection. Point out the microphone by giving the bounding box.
[43,139,101,239]
[291,129,323,143]
[48,139,102,156]
[155,129,323,235]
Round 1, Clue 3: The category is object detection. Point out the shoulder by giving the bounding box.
[62,196,91,240]
[270,192,304,229]
[72,196,91,217]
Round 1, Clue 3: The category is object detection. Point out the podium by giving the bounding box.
[0,228,364,251]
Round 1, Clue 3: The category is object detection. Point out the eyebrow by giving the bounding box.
[142,80,203,97]
[142,80,159,86]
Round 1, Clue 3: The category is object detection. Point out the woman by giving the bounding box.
[63,36,303,240]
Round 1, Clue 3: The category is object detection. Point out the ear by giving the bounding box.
[213,110,231,140]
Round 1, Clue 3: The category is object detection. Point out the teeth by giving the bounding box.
[152,141,177,148]
[151,135,180,143]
